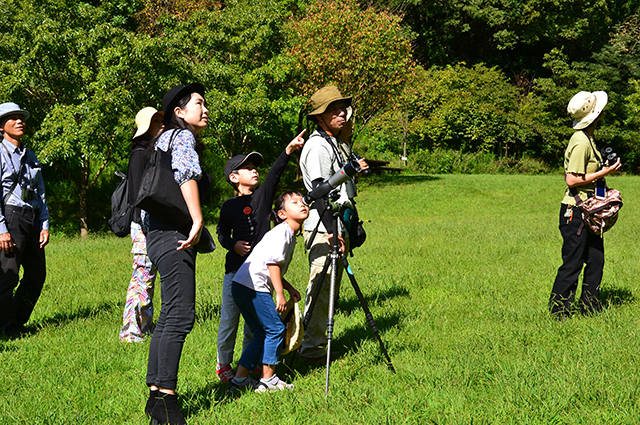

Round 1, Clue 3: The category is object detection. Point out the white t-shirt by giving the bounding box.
[300,130,356,233]
[232,222,297,294]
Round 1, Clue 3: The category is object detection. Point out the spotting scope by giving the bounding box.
[302,159,362,206]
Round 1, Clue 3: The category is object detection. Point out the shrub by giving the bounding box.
[412,148,553,175]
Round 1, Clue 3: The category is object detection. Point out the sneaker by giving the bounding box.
[255,375,294,393]
[227,376,259,393]
[216,363,235,383]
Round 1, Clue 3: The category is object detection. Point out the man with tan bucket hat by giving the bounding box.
[549,90,621,318]
[298,86,369,361]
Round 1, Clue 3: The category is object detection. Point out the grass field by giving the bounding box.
[3,172,640,424]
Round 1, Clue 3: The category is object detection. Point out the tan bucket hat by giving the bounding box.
[134,107,163,138]
[280,299,303,355]
[567,91,608,130]
[308,86,352,116]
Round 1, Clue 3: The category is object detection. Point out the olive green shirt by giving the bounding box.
[562,130,603,205]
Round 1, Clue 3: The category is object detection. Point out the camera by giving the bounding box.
[21,188,36,201]
[350,152,371,176]
[600,147,619,166]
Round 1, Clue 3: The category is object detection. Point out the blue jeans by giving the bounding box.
[232,282,285,369]
[145,222,196,389]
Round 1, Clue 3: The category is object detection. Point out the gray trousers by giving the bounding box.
[300,231,348,358]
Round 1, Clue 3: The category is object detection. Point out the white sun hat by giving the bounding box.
[567,91,608,130]
[134,107,163,138]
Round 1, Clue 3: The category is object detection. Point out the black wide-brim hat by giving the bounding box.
[162,83,205,123]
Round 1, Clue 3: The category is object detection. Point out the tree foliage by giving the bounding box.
[365,63,548,158]
[531,11,640,169]
[383,0,637,76]
[0,0,639,235]
[148,0,306,161]
[0,0,184,235]
[284,0,414,135]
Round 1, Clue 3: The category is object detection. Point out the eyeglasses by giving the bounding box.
[326,103,347,114]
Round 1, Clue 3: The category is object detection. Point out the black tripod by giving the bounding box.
[303,197,395,396]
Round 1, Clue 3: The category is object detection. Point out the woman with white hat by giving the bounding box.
[119,107,163,343]
[549,91,621,318]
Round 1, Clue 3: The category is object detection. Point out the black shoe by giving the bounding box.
[149,392,186,425]
[1,324,28,339]
[145,389,159,417]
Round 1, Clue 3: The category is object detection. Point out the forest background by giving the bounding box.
[0,0,639,236]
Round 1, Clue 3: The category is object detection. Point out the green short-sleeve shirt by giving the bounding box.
[562,131,602,205]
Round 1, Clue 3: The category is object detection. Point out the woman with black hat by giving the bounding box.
[144,84,208,425]
[549,91,621,318]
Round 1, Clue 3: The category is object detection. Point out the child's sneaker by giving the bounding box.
[216,363,235,383]
[255,375,294,393]
[227,376,259,393]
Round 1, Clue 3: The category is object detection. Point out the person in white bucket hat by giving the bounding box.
[567,91,608,130]
[549,91,621,318]
[0,102,50,338]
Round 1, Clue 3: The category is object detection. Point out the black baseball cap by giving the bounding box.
[224,152,264,185]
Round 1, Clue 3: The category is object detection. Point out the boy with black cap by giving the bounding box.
[215,130,305,382]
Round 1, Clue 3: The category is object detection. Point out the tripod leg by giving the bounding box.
[325,251,339,396]
[302,255,331,330]
[340,255,396,373]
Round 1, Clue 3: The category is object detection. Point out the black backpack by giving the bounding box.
[108,147,146,237]
[108,170,134,237]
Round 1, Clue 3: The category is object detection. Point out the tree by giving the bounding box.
[283,0,414,138]
[381,0,637,77]
[532,11,640,169]
[0,0,180,236]
[366,63,541,157]
[150,0,306,161]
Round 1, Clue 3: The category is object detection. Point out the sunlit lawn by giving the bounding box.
[2,172,640,424]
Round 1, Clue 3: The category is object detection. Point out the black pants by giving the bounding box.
[550,204,604,316]
[0,206,46,332]
[145,222,196,390]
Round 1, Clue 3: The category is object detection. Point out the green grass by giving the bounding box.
[3,173,640,424]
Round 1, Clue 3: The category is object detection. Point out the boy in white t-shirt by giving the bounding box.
[228,191,308,393]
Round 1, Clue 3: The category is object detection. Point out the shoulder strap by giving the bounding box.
[1,144,27,207]
[168,129,183,153]
[569,187,583,206]
[582,130,603,169]
[3,163,26,207]
[316,126,347,167]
